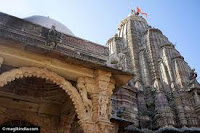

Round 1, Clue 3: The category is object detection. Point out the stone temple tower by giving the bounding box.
[107,10,200,132]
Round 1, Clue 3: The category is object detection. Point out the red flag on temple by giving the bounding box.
[137,7,148,18]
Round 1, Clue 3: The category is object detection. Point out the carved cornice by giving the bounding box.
[0,12,108,65]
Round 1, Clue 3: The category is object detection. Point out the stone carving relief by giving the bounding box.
[98,94,110,119]
[108,53,127,71]
[0,57,3,68]
[63,35,108,55]
[94,70,115,122]
[118,53,127,70]
[0,67,116,133]
[188,69,198,88]
[76,70,116,133]
[45,25,62,49]
[77,77,93,116]
[23,22,42,36]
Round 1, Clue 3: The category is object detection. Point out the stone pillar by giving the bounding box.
[77,70,116,133]
[92,70,115,133]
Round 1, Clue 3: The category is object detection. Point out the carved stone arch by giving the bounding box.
[0,67,88,122]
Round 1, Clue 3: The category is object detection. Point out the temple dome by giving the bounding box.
[24,15,74,36]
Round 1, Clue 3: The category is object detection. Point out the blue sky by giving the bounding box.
[1,0,200,81]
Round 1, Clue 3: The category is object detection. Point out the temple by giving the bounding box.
[0,10,199,133]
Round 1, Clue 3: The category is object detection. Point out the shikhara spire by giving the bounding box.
[107,10,200,131]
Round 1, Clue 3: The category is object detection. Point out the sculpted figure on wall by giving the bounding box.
[108,53,127,71]
[188,69,198,88]
[189,69,197,82]
[98,94,110,119]
[46,25,61,49]
[118,53,127,70]
[77,78,93,115]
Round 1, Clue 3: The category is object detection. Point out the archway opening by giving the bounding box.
[0,77,84,133]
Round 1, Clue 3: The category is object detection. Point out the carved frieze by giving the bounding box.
[63,35,108,56]
[23,22,42,36]
[0,29,45,46]
[0,12,109,67]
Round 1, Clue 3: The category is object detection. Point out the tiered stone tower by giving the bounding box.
[107,10,200,132]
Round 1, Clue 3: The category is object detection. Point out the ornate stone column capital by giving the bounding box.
[77,69,116,133]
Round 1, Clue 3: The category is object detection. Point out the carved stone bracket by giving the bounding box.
[77,70,116,133]
[77,77,93,119]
